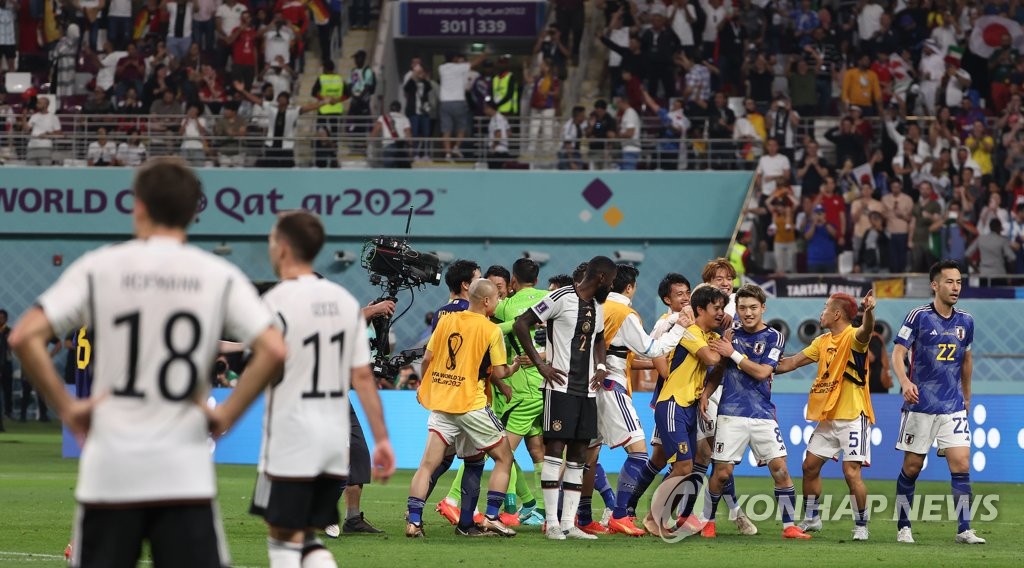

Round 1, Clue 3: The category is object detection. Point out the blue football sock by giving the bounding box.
[578,496,593,525]
[459,457,484,527]
[594,463,616,509]
[614,452,647,519]
[896,468,918,529]
[951,472,972,533]
[776,486,796,527]
[425,453,455,500]
[679,475,704,519]
[407,496,425,525]
[855,509,868,527]
[627,460,662,516]
[486,490,504,518]
[693,462,708,476]
[702,489,722,522]
[723,474,739,512]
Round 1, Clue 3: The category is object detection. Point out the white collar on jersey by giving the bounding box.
[607,291,631,306]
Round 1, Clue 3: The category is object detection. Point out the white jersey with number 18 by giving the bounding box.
[259,275,371,479]
[37,237,273,505]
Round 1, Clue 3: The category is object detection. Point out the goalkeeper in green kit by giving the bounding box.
[436,258,548,527]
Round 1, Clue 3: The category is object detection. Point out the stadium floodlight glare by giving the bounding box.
[614,250,645,264]
[334,250,358,265]
[522,250,550,264]
[431,251,455,265]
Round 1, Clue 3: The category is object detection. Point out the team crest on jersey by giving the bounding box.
[955,326,966,341]
[753,342,766,355]
[678,442,688,455]
[905,434,914,445]
[582,321,592,333]
[715,442,724,454]
[552,420,562,432]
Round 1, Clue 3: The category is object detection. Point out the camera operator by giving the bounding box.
[213,355,239,388]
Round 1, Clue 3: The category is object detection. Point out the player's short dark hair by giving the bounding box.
[929,259,963,282]
[658,273,691,305]
[611,263,639,293]
[691,285,728,315]
[572,262,589,283]
[445,259,480,294]
[275,210,325,263]
[585,256,617,281]
[735,284,767,305]
[132,157,202,229]
[701,258,736,283]
[548,274,574,288]
[512,258,540,284]
[484,264,511,285]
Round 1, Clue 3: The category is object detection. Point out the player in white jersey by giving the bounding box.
[250,211,395,567]
[595,264,689,537]
[514,256,617,541]
[10,158,287,568]
[693,258,757,536]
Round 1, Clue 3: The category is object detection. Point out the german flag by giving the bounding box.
[133,10,151,40]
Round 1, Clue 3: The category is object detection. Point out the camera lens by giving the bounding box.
[214,360,228,375]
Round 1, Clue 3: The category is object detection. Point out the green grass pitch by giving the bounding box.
[1,423,1021,567]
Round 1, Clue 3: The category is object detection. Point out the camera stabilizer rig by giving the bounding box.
[360,210,442,380]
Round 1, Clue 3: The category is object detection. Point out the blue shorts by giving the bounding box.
[654,398,698,464]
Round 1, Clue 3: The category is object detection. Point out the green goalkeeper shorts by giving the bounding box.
[500,397,544,437]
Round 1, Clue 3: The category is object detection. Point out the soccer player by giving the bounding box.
[514,256,617,540]
[891,260,985,544]
[645,285,726,536]
[700,284,811,540]
[775,291,876,541]
[251,211,395,567]
[10,157,288,567]
[594,264,689,537]
[492,258,549,525]
[617,273,692,521]
[406,279,518,538]
[484,265,511,300]
[421,260,482,501]
[696,259,757,536]
[72,327,94,398]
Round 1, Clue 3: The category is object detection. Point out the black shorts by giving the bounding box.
[249,474,345,530]
[543,389,598,441]
[71,502,228,568]
[349,405,371,486]
[0,46,14,60]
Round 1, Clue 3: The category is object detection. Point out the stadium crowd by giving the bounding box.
[2,1,1024,276]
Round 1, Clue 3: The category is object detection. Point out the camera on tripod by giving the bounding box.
[361,235,442,380]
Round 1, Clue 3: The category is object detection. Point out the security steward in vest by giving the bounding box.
[311,59,345,167]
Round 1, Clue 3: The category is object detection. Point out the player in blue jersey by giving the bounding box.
[700,285,810,540]
[72,328,94,399]
[891,260,985,545]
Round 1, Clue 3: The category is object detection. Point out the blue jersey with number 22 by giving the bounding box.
[893,303,974,415]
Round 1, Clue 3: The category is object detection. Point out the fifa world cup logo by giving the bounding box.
[446,333,464,370]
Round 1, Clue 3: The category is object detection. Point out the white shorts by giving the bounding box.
[696,385,722,442]
[591,388,645,449]
[895,410,971,455]
[806,414,872,464]
[427,407,505,459]
[712,415,788,464]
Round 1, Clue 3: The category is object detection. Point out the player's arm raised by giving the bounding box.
[351,363,396,481]
[853,289,875,345]
[9,308,86,435]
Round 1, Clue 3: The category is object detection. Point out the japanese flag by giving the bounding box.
[852,163,875,189]
[969,16,1024,58]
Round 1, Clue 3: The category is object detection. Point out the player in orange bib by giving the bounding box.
[406,279,519,539]
[775,290,876,541]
